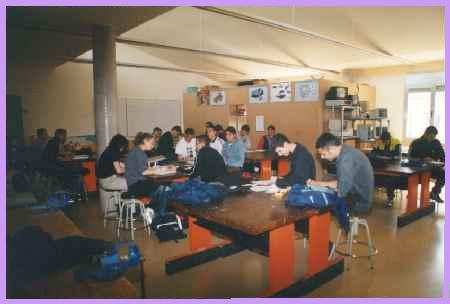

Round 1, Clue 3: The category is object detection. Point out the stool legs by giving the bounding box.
[117,199,151,241]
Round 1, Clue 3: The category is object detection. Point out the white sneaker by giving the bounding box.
[144,208,155,225]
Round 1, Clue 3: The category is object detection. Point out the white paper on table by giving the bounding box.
[256,115,265,132]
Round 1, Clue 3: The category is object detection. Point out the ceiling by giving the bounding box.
[7,6,174,67]
[7,6,445,81]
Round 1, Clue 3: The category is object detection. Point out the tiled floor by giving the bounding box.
[68,189,445,298]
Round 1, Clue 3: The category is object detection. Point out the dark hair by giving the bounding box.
[109,134,129,153]
[37,128,47,137]
[225,126,237,135]
[273,133,290,149]
[134,132,153,146]
[54,128,67,137]
[380,131,391,141]
[215,124,224,132]
[268,125,276,131]
[171,126,182,134]
[241,124,250,133]
[315,133,340,149]
[185,128,195,136]
[196,135,210,145]
[153,127,162,133]
[205,121,214,128]
[424,126,438,136]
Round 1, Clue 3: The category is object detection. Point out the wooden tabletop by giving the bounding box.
[245,150,286,161]
[374,161,435,176]
[170,192,320,236]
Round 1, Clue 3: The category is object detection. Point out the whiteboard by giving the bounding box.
[123,98,182,137]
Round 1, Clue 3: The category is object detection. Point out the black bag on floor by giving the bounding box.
[151,212,186,242]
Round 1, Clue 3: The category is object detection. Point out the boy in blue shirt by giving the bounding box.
[223,126,246,171]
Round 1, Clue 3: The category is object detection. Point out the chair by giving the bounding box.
[329,216,378,270]
[117,192,152,241]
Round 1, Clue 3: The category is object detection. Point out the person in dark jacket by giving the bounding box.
[42,129,67,164]
[191,135,226,183]
[409,126,445,202]
[273,134,316,188]
[156,126,182,160]
[257,125,277,151]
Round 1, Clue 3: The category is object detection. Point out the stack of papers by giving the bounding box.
[250,177,282,194]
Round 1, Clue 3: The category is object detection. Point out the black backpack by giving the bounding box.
[151,212,186,242]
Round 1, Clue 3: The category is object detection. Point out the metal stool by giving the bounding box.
[117,192,152,241]
[329,216,378,270]
[101,188,122,227]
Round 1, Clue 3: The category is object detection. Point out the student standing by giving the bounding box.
[192,135,226,182]
[274,134,316,188]
[156,126,182,160]
[308,133,374,214]
[240,124,252,151]
[175,128,197,161]
[207,125,225,155]
[409,126,445,202]
[223,127,246,170]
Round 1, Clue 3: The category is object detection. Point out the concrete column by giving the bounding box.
[92,25,118,156]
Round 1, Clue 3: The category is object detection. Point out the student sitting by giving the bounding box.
[152,127,162,145]
[223,127,246,171]
[373,131,401,156]
[409,126,445,203]
[274,134,316,188]
[308,133,374,215]
[192,135,226,182]
[372,131,403,207]
[205,121,214,135]
[240,124,252,151]
[207,125,225,155]
[257,125,276,151]
[156,126,182,160]
[42,128,68,164]
[97,134,129,192]
[175,128,196,161]
[125,132,173,214]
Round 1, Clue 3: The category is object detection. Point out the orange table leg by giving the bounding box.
[269,223,295,293]
[308,212,331,276]
[420,171,431,208]
[188,216,213,251]
[260,159,272,180]
[277,159,290,177]
[406,174,419,213]
[82,160,97,192]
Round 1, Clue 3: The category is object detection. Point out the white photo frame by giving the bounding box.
[249,85,269,104]
[270,82,292,103]
[209,90,226,106]
[294,80,319,102]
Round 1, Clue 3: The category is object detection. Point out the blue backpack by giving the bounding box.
[286,184,350,231]
[169,179,227,206]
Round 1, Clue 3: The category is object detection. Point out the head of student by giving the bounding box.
[315,133,341,161]
[37,128,48,140]
[184,128,195,142]
[380,131,391,144]
[423,126,438,142]
[109,134,129,154]
[207,125,218,141]
[152,127,162,138]
[225,126,238,142]
[196,135,210,151]
[240,124,250,137]
[205,121,214,130]
[54,128,67,143]
[274,133,294,156]
[134,132,154,151]
[171,126,182,138]
[267,125,276,138]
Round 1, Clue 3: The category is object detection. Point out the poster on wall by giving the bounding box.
[249,86,268,104]
[209,90,226,106]
[270,82,292,103]
[294,80,319,102]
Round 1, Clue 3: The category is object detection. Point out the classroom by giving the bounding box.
[6,6,445,298]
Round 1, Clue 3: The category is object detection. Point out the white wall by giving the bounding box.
[7,44,222,138]
[347,61,445,142]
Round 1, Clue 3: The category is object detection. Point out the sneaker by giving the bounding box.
[431,192,444,203]
[385,199,393,208]
[144,208,155,225]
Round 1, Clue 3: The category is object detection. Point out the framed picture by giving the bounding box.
[270,82,292,103]
[249,85,268,104]
[294,80,319,102]
[209,90,226,106]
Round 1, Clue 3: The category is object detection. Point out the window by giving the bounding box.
[406,86,445,143]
